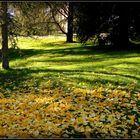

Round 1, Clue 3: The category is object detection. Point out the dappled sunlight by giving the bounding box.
[7,38,140,86]
[35,96,54,104]
[18,37,66,49]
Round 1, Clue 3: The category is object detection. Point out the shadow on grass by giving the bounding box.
[1,42,140,93]
[40,41,73,48]
[1,40,140,60]
[1,43,140,63]
[1,67,140,94]
[0,68,32,93]
[86,42,140,51]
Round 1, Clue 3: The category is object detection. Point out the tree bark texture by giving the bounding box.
[1,2,9,69]
[66,2,73,42]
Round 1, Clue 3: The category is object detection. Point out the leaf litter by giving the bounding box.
[0,85,140,138]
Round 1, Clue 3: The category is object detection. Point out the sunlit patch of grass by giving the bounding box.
[1,36,140,92]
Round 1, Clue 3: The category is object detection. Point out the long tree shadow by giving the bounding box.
[1,41,140,94]
[1,67,140,95]
[1,40,140,62]
[0,68,33,94]
[1,46,140,63]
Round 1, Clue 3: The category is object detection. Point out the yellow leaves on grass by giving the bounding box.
[0,128,7,137]
[137,93,140,100]
[35,96,54,104]
[128,115,136,125]
[0,93,4,98]
[84,130,91,138]
[18,131,30,138]
[0,87,140,138]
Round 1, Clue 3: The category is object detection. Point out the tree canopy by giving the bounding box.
[75,2,140,49]
[1,2,140,69]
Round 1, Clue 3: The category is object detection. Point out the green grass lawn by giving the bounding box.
[1,37,140,92]
[0,37,140,138]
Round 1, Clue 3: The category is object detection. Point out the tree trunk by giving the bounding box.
[113,3,129,49]
[1,2,9,69]
[118,4,129,49]
[66,2,73,43]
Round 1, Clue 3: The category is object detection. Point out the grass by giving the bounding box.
[1,37,140,93]
[0,38,140,90]
[1,37,140,138]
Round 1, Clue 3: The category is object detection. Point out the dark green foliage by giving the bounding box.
[75,2,140,49]
[129,3,140,41]
[75,2,112,43]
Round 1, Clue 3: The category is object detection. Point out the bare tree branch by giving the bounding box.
[51,12,67,35]
[48,2,67,35]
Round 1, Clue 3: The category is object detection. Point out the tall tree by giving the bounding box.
[48,2,74,42]
[66,2,73,42]
[111,3,130,49]
[127,3,140,41]
[1,2,9,69]
[11,2,50,37]
[75,2,112,43]
[75,2,132,49]
[119,4,129,48]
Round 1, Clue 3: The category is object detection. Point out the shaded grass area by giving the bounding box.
[1,37,140,93]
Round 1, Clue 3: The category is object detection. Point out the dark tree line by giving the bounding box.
[75,2,140,49]
[1,2,140,69]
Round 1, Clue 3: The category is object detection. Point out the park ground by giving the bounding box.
[0,37,140,138]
